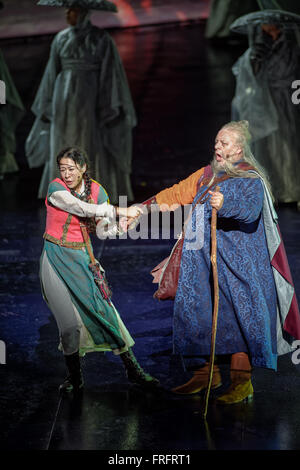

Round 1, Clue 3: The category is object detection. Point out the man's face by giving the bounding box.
[65,7,82,26]
[214,129,243,168]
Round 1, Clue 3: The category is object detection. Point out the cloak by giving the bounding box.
[26,15,136,203]
[152,165,300,369]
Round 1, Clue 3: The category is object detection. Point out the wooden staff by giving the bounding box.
[203,185,220,419]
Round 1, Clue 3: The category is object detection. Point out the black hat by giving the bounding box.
[230,9,300,34]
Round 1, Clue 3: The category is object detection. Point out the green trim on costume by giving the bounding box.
[43,232,88,249]
[43,241,127,349]
[61,213,73,245]
[91,179,110,204]
[47,180,67,198]
[79,343,129,357]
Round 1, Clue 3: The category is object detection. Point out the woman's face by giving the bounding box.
[65,7,82,26]
[59,157,86,192]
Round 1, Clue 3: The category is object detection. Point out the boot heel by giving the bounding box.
[171,363,222,395]
[216,380,254,404]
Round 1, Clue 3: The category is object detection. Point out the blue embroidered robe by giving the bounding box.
[173,176,278,370]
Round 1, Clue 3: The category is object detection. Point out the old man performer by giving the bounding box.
[139,120,300,404]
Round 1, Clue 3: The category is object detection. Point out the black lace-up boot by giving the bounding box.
[59,351,84,394]
[120,349,160,388]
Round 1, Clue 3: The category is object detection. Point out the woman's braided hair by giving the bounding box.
[56,147,96,233]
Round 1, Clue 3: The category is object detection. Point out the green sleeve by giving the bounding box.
[97,184,109,204]
[47,181,67,198]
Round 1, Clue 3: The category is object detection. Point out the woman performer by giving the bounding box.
[40,147,159,393]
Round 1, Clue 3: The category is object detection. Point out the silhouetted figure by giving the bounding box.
[231,7,300,205]
[0,1,25,179]
[26,1,136,203]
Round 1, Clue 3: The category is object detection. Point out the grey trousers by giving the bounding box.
[41,251,82,355]
[40,251,135,356]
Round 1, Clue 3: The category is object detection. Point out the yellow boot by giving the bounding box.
[216,352,253,405]
[172,362,222,395]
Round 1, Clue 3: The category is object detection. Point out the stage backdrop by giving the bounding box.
[0,0,210,38]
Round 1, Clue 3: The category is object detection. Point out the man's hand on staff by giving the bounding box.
[208,190,224,211]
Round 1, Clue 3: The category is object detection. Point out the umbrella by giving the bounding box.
[37,0,117,12]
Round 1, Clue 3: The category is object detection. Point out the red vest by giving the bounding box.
[44,178,101,249]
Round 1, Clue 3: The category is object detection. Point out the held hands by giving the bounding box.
[117,205,144,232]
[117,205,143,218]
[126,205,143,218]
[208,190,224,211]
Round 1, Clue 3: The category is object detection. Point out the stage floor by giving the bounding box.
[0,21,300,454]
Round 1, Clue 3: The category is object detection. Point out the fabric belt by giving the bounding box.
[43,232,87,250]
[61,60,100,71]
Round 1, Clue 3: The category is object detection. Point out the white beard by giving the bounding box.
[211,156,243,176]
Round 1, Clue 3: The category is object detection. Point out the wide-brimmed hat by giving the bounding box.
[230,9,300,34]
[37,0,117,12]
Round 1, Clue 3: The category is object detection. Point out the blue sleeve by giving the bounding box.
[47,181,67,198]
[217,178,264,224]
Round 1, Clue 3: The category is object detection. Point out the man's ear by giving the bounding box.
[81,164,87,174]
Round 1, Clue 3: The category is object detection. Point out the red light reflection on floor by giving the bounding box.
[115,0,140,26]
[175,11,188,21]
